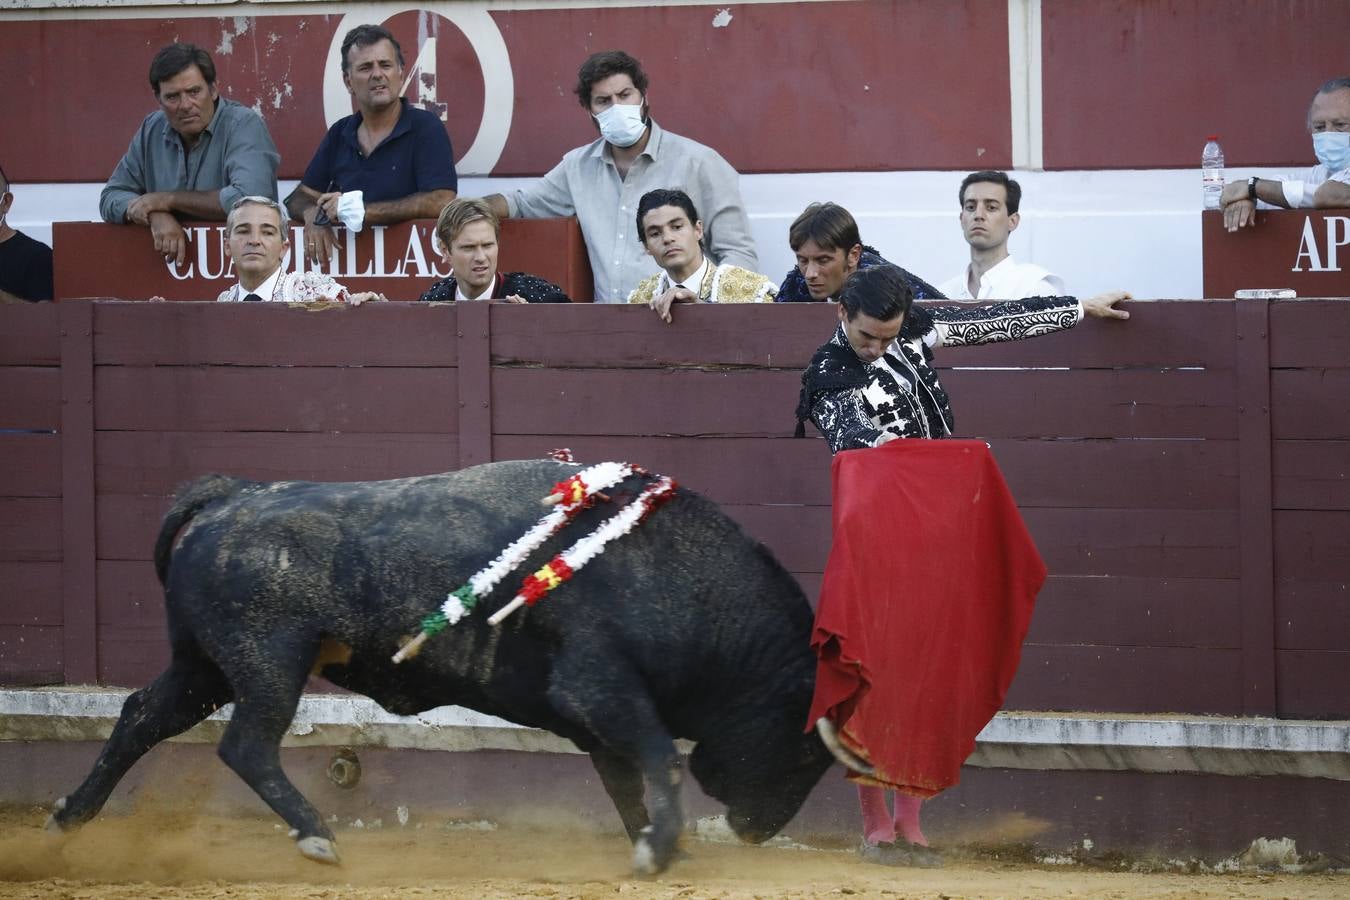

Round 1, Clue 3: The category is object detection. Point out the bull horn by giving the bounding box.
[814,716,876,776]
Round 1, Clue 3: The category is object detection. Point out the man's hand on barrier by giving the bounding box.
[1082,291,1132,320]
[1223,197,1258,232]
[346,292,385,306]
[649,286,697,324]
[126,192,170,226]
[149,211,187,265]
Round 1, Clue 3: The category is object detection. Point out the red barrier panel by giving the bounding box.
[1202,209,1350,299]
[53,218,594,302]
[3,300,1348,718]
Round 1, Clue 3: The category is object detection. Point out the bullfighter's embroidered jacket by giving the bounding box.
[796,296,1083,454]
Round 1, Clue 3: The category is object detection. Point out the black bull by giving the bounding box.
[48,459,837,873]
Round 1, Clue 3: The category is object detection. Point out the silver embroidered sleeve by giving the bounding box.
[930,296,1083,348]
[810,389,885,455]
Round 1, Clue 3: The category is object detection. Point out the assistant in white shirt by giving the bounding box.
[938,255,1065,301]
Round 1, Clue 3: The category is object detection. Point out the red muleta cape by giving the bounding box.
[806,439,1046,797]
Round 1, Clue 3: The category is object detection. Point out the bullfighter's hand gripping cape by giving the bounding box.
[806,440,1046,797]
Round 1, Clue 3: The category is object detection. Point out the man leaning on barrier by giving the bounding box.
[484,50,757,303]
[100,43,280,267]
[1220,76,1350,232]
[286,24,458,269]
[628,188,776,322]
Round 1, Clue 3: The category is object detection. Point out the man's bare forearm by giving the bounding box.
[1313,180,1350,208]
[364,189,458,225]
[1222,178,1293,210]
[484,194,510,219]
[285,185,319,222]
[164,190,228,220]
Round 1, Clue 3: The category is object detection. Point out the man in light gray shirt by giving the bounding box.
[485,50,756,302]
[100,42,280,266]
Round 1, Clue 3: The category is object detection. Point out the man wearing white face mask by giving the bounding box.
[484,50,757,302]
[1220,76,1350,232]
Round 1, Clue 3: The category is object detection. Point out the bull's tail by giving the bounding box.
[153,474,249,586]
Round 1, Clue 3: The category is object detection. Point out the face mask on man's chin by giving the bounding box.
[594,103,648,149]
[1313,131,1350,172]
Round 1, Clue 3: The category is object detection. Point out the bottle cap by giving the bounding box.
[1207,134,1219,141]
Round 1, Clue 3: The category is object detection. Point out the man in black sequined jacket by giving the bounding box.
[796,264,1130,453]
[418,197,570,303]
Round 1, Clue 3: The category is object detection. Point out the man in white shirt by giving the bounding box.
[938,171,1064,301]
[628,188,775,322]
[483,50,757,303]
[1220,76,1350,232]
[216,196,380,304]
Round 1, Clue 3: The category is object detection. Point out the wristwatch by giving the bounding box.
[1247,176,1259,201]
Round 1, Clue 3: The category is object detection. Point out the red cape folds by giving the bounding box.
[806,440,1046,797]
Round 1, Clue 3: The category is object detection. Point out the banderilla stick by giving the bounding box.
[391,631,429,664]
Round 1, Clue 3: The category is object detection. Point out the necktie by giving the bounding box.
[243,293,263,302]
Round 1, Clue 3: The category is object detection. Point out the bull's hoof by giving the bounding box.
[632,835,660,875]
[44,797,69,834]
[631,825,674,876]
[296,835,341,865]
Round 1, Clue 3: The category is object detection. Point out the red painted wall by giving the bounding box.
[1041,0,1350,169]
[8,1,1340,184]
[4,1,1011,182]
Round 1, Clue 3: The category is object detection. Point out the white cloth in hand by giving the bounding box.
[337,190,366,233]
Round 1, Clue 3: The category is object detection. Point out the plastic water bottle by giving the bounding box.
[1202,136,1225,210]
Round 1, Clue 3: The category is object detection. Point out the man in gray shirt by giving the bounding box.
[485,50,756,302]
[100,43,280,266]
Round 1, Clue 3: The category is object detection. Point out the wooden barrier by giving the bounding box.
[1202,209,1350,299]
[1,299,1347,719]
[52,217,595,302]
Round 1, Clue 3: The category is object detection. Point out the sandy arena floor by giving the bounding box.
[2,803,1345,900]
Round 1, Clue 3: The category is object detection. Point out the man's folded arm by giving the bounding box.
[363,189,459,225]
[216,118,282,214]
[810,390,884,454]
[156,190,226,221]
[100,137,147,224]
[1313,176,1350,208]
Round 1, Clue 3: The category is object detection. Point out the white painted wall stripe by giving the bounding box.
[1007,0,1044,171]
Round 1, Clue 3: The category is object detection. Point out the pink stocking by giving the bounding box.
[856,784,895,845]
[892,793,928,846]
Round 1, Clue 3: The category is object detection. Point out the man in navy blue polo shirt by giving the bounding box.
[286,24,458,268]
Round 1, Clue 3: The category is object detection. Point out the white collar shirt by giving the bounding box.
[1278,163,1350,208]
[455,275,496,303]
[938,254,1066,301]
[222,265,284,302]
[660,257,710,296]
